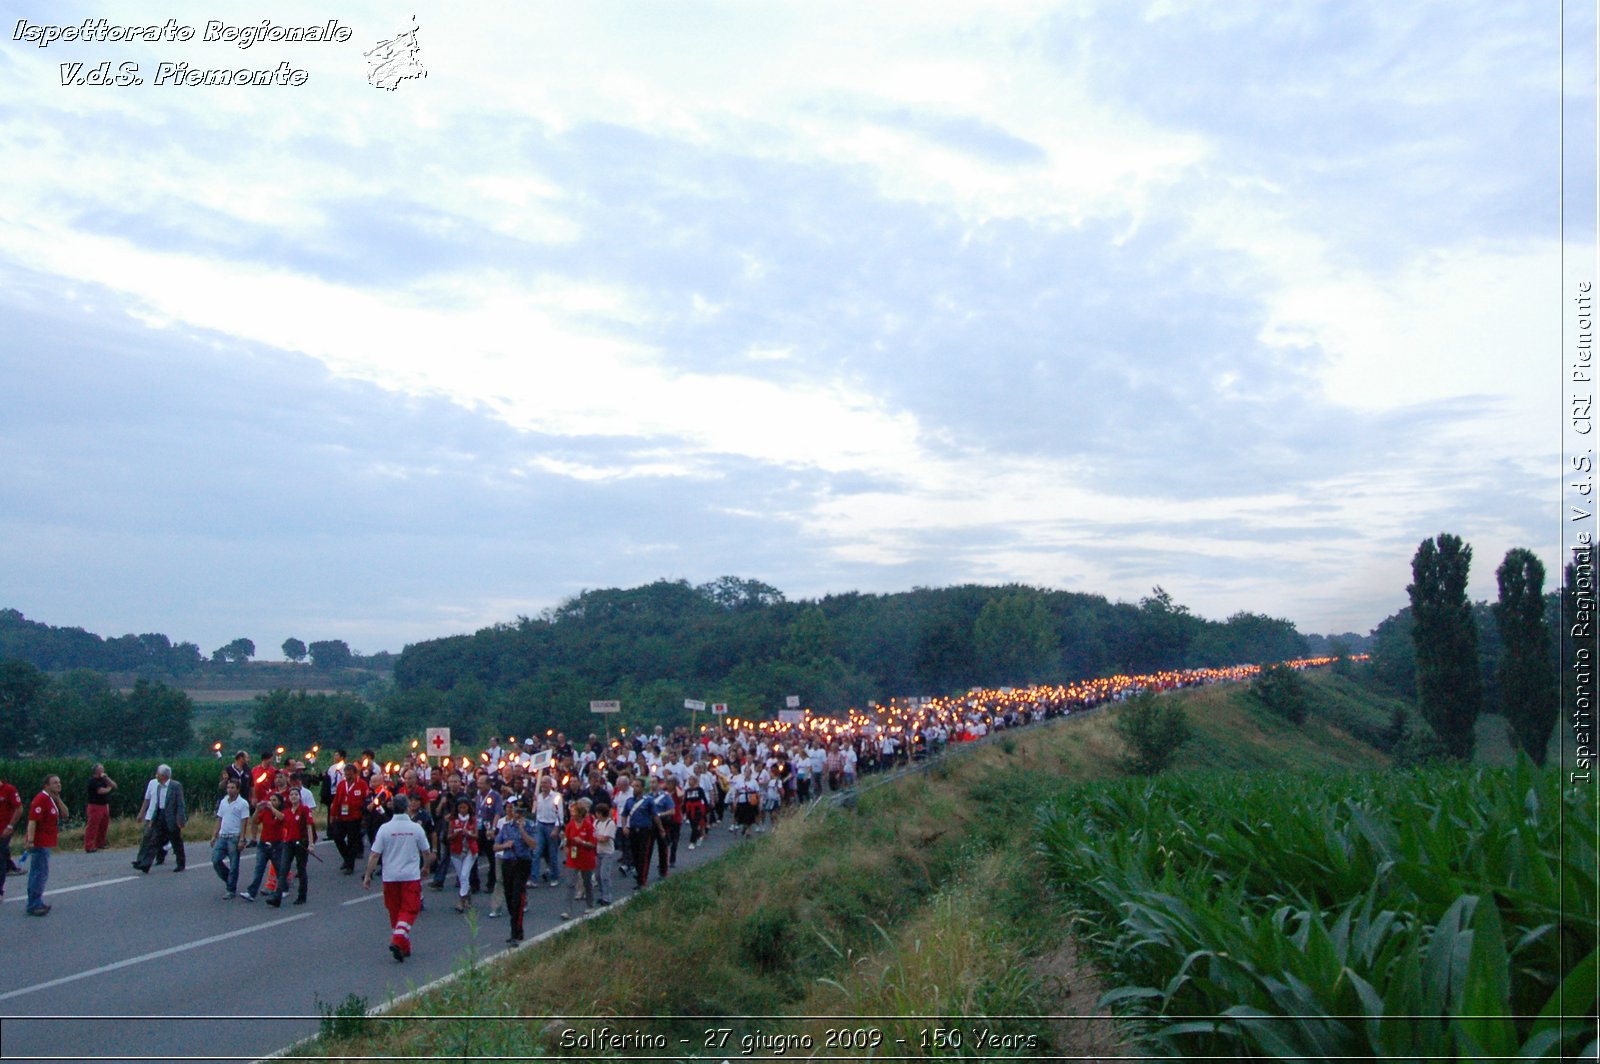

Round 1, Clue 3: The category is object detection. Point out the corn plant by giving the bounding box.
[1038,756,1598,1060]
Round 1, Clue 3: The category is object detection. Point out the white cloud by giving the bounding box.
[0,0,1568,648]
[1264,242,1555,425]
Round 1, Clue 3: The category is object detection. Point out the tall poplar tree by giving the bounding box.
[1495,548,1557,765]
[1407,533,1482,759]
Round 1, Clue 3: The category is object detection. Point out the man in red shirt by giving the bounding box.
[0,777,23,895]
[247,751,276,848]
[240,792,285,903]
[24,774,65,915]
[330,763,369,875]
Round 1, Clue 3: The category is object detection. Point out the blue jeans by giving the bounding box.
[432,847,451,888]
[535,821,561,884]
[212,836,241,892]
[246,841,283,897]
[26,846,49,910]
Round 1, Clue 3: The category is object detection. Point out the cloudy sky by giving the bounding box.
[1,1,1590,658]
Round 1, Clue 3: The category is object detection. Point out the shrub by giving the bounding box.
[1251,663,1310,724]
[1392,723,1450,769]
[315,993,369,1042]
[1112,693,1191,776]
[741,908,795,973]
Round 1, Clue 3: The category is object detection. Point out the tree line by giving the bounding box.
[0,609,388,675]
[0,663,193,758]
[0,577,1322,758]
[372,577,1312,744]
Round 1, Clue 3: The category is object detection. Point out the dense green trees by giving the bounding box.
[212,637,256,664]
[0,661,194,757]
[974,590,1058,685]
[0,659,49,757]
[121,680,196,756]
[309,639,354,669]
[1407,533,1483,760]
[0,576,1322,754]
[1495,548,1557,765]
[251,689,373,753]
[379,578,1308,742]
[0,609,203,674]
[1131,587,1198,671]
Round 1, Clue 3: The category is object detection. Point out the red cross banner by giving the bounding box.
[425,727,451,757]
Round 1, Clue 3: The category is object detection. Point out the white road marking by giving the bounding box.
[341,892,384,905]
[1,875,138,902]
[0,912,314,1003]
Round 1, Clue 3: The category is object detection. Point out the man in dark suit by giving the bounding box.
[132,765,187,873]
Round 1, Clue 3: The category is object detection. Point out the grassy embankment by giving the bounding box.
[293,668,1402,1062]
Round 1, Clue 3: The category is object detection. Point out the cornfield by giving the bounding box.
[1037,757,1598,1060]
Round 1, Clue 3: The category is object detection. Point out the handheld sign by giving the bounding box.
[530,749,554,771]
[425,728,451,757]
[711,702,727,715]
[778,709,804,724]
[589,700,621,714]
[785,695,800,709]
[684,699,706,712]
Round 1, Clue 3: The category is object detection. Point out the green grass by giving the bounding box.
[1170,677,1390,775]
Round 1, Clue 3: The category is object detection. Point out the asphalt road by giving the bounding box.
[0,818,742,1063]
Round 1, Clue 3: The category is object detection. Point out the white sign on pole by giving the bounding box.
[589,700,622,714]
[711,703,728,714]
[425,728,451,757]
[529,749,553,771]
[785,695,800,709]
[684,699,706,712]
[778,709,804,724]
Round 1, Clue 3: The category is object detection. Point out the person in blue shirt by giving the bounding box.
[621,778,664,889]
[492,799,537,945]
[650,776,676,881]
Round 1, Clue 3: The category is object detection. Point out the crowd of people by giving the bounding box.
[5,658,1340,951]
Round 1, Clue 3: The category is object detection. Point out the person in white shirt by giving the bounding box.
[532,775,564,887]
[210,779,251,897]
[293,772,317,812]
[760,773,781,832]
[132,765,187,873]
[697,767,719,826]
[730,766,761,836]
[591,798,617,905]
[363,794,432,963]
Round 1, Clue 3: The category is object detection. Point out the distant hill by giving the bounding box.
[392,577,1314,716]
[0,608,391,683]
